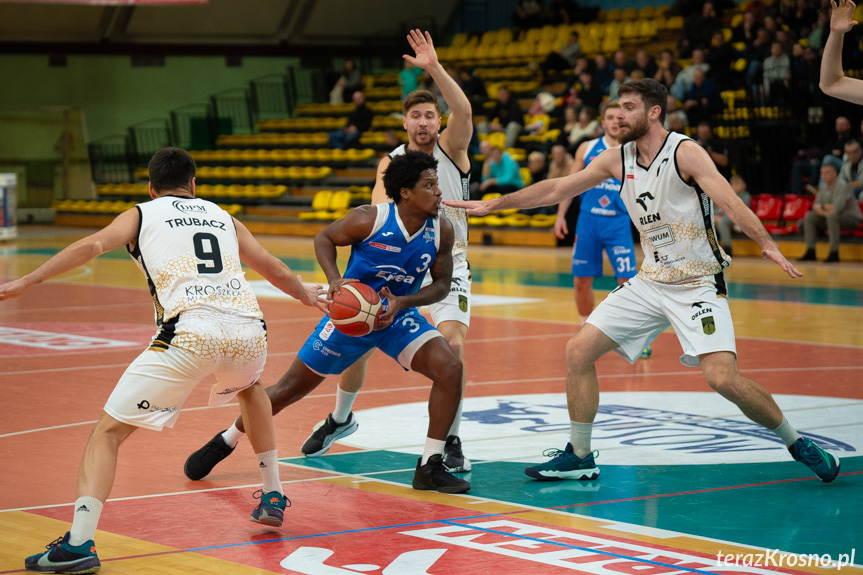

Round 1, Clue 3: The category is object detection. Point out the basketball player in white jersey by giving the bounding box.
[447,79,841,484]
[820,0,863,104]
[1,148,325,574]
[294,29,476,472]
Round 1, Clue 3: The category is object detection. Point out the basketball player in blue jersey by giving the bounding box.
[1,148,325,574]
[447,79,840,485]
[555,101,650,357]
[298,29,476,473]
[185,151,470,493]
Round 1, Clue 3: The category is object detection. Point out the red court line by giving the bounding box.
[549,470,863,510]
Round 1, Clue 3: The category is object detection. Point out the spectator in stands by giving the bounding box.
[569,70,603,110]
[679,1,722,58]
[733,11,759,45]
[684,69,723,125]
[633,50,658,79]
[458,67,487,114]
[593,54,614,94]
[543,0,583,25]
[548,144,574,179]
[527,151,548,185]
[654,49,683,91]
[706,30,737,90]
[798,155,863,262]
[807,10,829,51]
[328,90,373,149]
[839,139,863,199]
[540,30,582,82]
[513,0,544,30]
[762,41,792,105]
[477,86,524,150]
[330,59,363,105]
[715,175,752,257]
[566,106,599,152]
[779,0,817,33]
[607,67,628,102]
[384,129,400,149]
[744,28,773,97]
[671,49,710,101]
[696,121,731,180]
[791,43,821,109]
[612,50,633,75]
[665,94,689,132]
[479,143,524,195]
[792,116,852,195]
[399,61,424,101]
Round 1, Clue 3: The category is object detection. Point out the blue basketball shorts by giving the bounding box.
[298,307,441,375]
[572,213,637,279]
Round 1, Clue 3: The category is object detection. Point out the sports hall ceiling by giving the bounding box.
[0,0,459,54]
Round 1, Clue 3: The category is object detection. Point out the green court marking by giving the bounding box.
[285,451,862,558]
[281,450,417,474]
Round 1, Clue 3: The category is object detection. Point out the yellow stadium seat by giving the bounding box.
[311,190,333,211]
[520,167,532,187]
[504,213,531,227]
[529,214,556,228]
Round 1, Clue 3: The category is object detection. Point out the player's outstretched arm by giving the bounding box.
[445,148,616,216]
[235,218,325,310]
[405,29,473,157]
[0,208,139,302]
[821,0,862,103]
[679,142,803,279]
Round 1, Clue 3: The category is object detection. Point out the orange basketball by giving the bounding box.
[327,282,382,336]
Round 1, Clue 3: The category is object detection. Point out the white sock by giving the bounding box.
[570,421,594,458]
[256,450,283,495]
[770,417,802,447]
[69,497,103,546]
[421,437,446,465]
[447,401,463,438]
[332,387,358,424]
[221,423,244,448]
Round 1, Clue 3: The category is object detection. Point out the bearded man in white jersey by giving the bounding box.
[446,79,841,484]
[1,148,325,574]
[189,30,477,474]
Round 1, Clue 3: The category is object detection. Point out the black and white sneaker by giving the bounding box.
[442,435,472,472]
[301,413,359,457]
[412,454,471,494]
[184,430,235,480]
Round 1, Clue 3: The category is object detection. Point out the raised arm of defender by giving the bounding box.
[820,0,863,104]
[404,29,473,161]
[446,147,620,216]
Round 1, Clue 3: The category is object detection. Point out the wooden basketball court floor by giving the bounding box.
[1,226,861,575]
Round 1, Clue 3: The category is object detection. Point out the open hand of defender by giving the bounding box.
[295,274,328,312]
[831,0,858,33]
[404,29,438,71]
[443,199,493,216]
[761,246,804,279]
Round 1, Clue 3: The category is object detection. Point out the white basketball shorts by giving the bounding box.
[586,275,737,367]
[421,260,471,328]
[103,310,267,431]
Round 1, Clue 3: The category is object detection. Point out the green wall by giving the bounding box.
[0,54,300,143]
